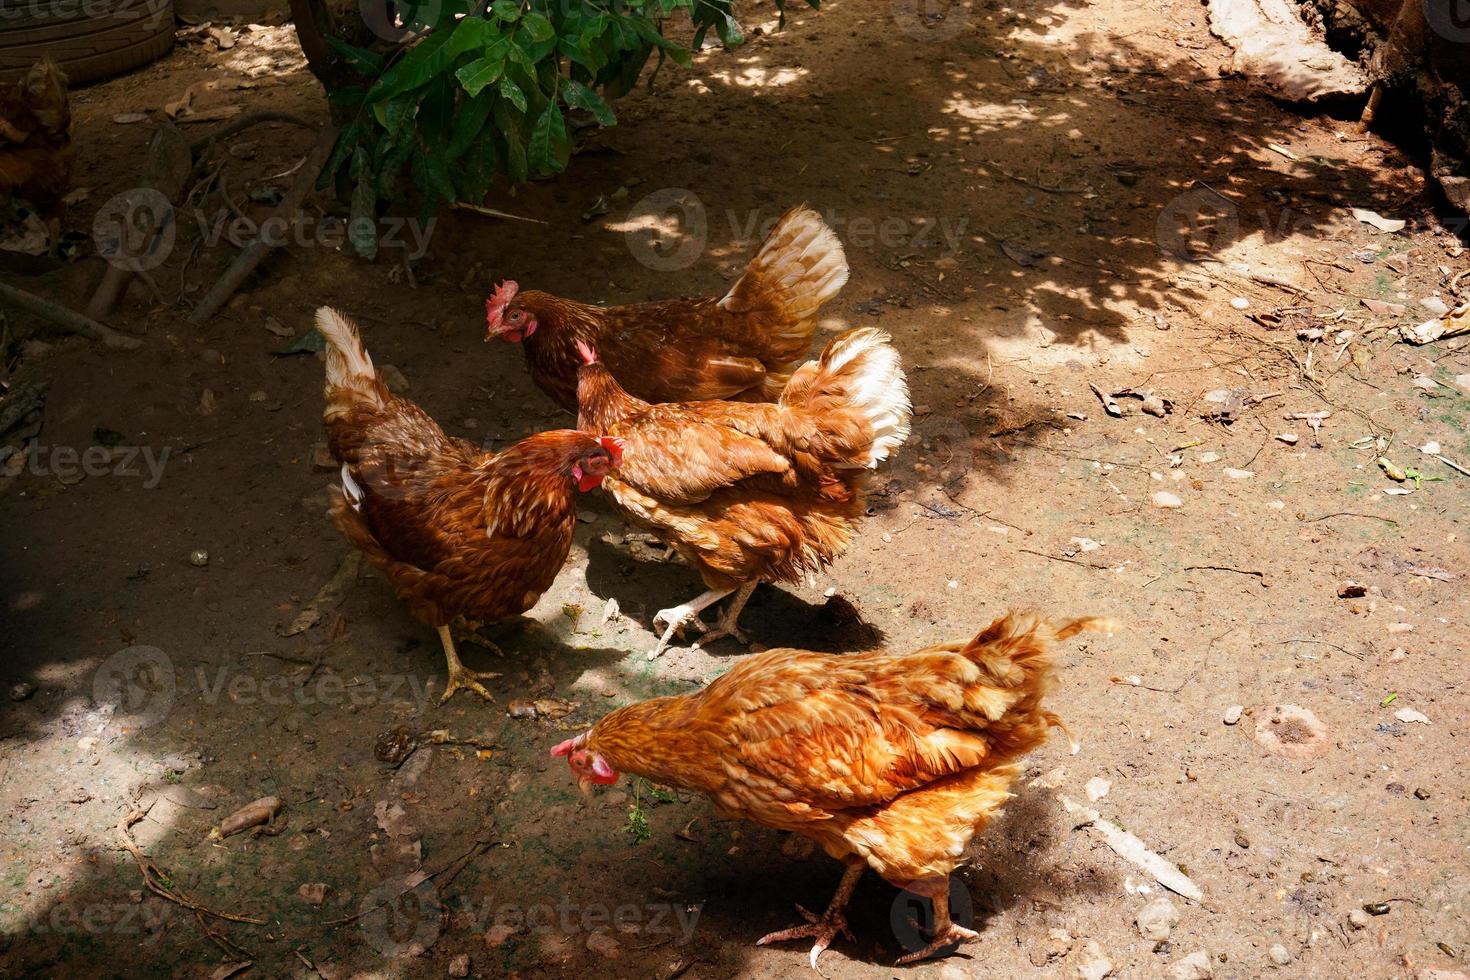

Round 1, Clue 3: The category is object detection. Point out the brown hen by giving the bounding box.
[317,307,621,702]
[485,205,848,410]
[554,614,1108,966]
[575,326,910,655]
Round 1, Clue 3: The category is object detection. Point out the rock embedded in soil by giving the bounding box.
[1348,909,1371,929]
[297,882,329,906]
[1337,581,1367,598]
[1171,950,1213,979]
[1152,491,1184,509]
[586,932,621,959]
[484,924,520,947]
[1269,944,1291,965]
[9,682,35,701]
[447,953,470,978]
[1076,941,1113,980]
[1223,705,1243,725]
[1136,896,1179,941]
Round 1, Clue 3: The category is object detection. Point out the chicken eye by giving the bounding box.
[507,310,523,323]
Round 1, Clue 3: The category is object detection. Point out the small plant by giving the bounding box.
[624,775,677,844]
[318,0,817,253]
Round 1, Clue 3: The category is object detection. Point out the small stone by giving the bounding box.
[1223,468,1253,479]
[1386,622,1414,634]
[577,510,597,524]
[1269,944,1291,966]
[198,388,218,415]
[1230,296,1250,310]
[1171,950,1213,980]
[586,932,621,959]
[297,882,329,906]
[1152,491,1183,509]
[189,549,209,567]
[1234,830,1250,849]
[9,682,35,702]
[939,965,970,980]
[1275,433,1298,444]
[1337,581,1367,598]
[1076,941,1113,980]
[1394,707,1430,724]
[1198,451,1221,463]
[1455,374,1470,395]
[1348,908,1370,929]
[1136,896,1179,941]
[1085,776,1111,801]
[249,390,268,403]
[380,364,410,393]
[1414,787,1430,800]
[1420,441,1441,455]
[447,953,470,978]
[1223,705,1243,725]
[485,923,520,947]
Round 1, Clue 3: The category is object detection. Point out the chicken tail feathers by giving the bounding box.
[719,205,848,350]
[317,306,384,419]
[781,327,912,468]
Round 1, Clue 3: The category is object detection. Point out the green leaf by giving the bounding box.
[631,18,691,67]
[561,78,615,126]
[348,147,380,260]
[367,32,453,100]
[455,55,505,96]
[446,15,494,56]
[448,90,495,158]
[498,75,528,113]
[522,10,555,42]
[528,100,566,173]
[493,99,528,183]
[325,34,384,75]
[490,0,520,21]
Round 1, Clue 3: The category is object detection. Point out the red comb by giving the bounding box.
[550,732,586,757]
[599,436,624,468]
[575,340,597,365]
[485,280,519,331]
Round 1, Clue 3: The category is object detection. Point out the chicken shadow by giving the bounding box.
[579,531,886,656]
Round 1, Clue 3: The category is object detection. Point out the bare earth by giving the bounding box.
[2,0,1468,978]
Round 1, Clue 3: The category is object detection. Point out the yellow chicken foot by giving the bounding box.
[436,624,501,703]
[649,587,732,658]
[757,860,864,971]
[692,581,757,650]
[893,879,979,965]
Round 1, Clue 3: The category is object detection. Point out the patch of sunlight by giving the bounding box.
[942,95,1036,128]
[706,65,810,88]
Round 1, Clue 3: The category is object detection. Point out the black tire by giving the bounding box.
[0,0,174,85]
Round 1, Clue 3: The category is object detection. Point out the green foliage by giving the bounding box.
[322,0,817,246]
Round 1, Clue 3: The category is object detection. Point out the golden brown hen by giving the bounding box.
[485,205,848,410]
[317,307,622,702]
[553,614,1108,966]
[575,327,910,655]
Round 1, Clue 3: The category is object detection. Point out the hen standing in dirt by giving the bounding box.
[554,615,1107,965]
[0,59,74,250]
[485,205,848,410]
[316,307,622,702]
[575,327,910,655]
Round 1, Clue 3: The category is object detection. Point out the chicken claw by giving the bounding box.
[649,587,733,658]
[692,582,757,651]
[437,625,501,703]
[894,922,979,965]
[757,903,854,971]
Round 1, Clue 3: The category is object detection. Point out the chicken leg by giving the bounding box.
[436,624,501,703]
[893,877,979,965]
[649,587,732,657]
[756,859,864,970]
[692,581,757,650]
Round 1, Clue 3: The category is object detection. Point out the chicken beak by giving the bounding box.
[576,775,594,796]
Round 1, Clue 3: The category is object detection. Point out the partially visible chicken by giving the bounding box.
[553,614,1108,966]
[316,307,622,702]
[575,327,910,655]
[0,59,74,244]
[485,205,848,411]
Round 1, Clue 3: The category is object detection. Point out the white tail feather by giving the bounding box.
[316,306,376,388]
[787,328,912,468]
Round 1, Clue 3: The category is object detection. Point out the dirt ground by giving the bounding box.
[3,0,1469,977]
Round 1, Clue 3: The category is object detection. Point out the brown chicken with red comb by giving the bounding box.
[485,205,848,411]
[553,614,1109,966]
[316,307,622,702]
